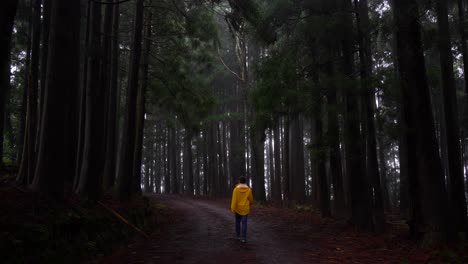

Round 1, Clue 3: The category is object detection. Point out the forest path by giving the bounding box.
[98,195,315,264]
[97,195,435,264]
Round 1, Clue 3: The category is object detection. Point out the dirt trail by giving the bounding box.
[97,195,449,264]
[99,195,314,264]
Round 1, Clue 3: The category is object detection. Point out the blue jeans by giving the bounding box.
[235,213,248,240]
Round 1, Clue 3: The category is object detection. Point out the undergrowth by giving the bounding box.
[0,187,164,264]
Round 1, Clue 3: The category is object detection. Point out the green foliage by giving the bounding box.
[147,1,219,132]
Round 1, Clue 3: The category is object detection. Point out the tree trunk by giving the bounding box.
[117,0,144,200]
[202,129,209,195]
[184,129,194,194]
[103,0,118,189]
[341,0,372,230]
[376,110,391,211]
[38,0,51,139]
[435,0,468,236]
[0,0,19,168]
[164,126,170,193]
[31,0,80,199]
[268,129,275,200]
[169,125,178,193]
[354,0,385,232]
[289,115,305,203]
[194,134,201,195]
[176,124,182,192]
[394,0,450,241]
[251,124,266,202]
[325,50,345,217]
[273,122,282,202]
[132,10,152,195]
[312,110,331,217]
[222,122,229,196]
[76,0,105,200]
[16,0,33,166]
[17,0,41,185]
[282,116,290,202]
[458,0,468,99]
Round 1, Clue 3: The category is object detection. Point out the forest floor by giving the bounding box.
[96,195,468,264]
[0,175,164,264]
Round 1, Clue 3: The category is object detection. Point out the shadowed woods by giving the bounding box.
[1,0,468,263]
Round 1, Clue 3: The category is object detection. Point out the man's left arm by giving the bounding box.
[230,189,237,213]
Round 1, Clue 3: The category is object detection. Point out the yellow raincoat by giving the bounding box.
[230,184,254,215]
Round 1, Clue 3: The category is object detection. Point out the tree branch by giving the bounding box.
[217,46,244,81]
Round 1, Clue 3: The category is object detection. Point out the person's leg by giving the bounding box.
[235,213,241,239]
[241,214,248,242]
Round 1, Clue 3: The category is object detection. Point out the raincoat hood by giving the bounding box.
[236,184,250,192]
[231,183,254,215]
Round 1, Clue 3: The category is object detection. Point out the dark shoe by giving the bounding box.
[241,239,246,243]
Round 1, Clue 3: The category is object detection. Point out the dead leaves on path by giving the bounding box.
[251,204,467,263]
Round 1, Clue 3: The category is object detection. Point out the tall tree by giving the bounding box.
[17,0,41,185]
[272,122,282,202]
[117,0,144,200]
[38,0,51,134]
[103,0,120,189]
[312,108,331,217]
[16,0,33,166]
[288,115,305,203]
[76,0,105,200]
[458,0,468,99]
[251,122,266,202]
[435,0,467,235]
[31,0,80,199]
[0,0,20,168]
[393,0,450,241]
[183,128,194,194]
[132,10,153,195]
[341,0,372,230]
[354,0,385,232]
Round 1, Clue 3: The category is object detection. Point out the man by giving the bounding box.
[230,176,254,243]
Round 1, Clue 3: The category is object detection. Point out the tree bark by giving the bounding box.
[103,0,118,189]
[458,0,468,99]
[164,126,170,193]
[117,0,144,200]
[17,0,41,186]
[251,124,266,202]
[376,110,391,211]
[273,122,282,201]
[76,0,105,200]
[16,0,33,166]
[268,129,275,200]
[354,0,385,232]
[132,10,152,195]
[0,0,19,168]
[341,0,372,230]
[282,116,290,202]
[202,129,209,195]
[325,49,345,217]
[169,124,178,193]
[184,129,194,194]
[312,110,331,217]
[435,0,467,236]
[394,0,450,241]
[31,0,80,199]
[289,115,305,203]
